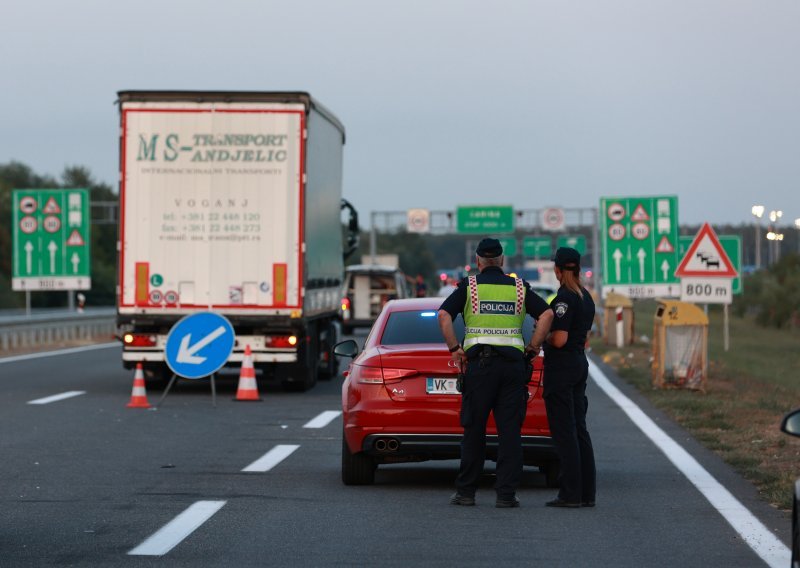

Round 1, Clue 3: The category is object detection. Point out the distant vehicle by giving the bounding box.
[115,91,358,391]
[780,409,800,568]
[339,265,410,333]
[333,297,558,486]
[528,283,557,304]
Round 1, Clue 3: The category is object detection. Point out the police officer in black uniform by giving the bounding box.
[542,247,596,508]
[438,238,553,508]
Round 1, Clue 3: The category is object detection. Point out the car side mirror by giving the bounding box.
[780,409,800,437]
[333,339,359,358]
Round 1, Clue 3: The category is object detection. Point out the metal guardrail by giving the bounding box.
[0,308,117,352]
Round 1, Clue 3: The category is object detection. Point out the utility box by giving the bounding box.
[604,292,634,346]
[652,300,708,391]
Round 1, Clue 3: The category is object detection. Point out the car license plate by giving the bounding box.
[426,377,460,395]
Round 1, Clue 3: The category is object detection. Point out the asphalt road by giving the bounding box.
[0,338,792,567]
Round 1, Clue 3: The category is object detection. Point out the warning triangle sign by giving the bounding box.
[43,197,61,214]
[630,204,650,221]
[656,236,674,253]
[675,223,737,278]
[66,229,84,246]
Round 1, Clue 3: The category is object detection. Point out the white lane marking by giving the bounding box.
[27,391,86,405]
[588,359,791,568]
[303,410,342,429]
[0,342,118,365]
[128,500,226,556]
[241,444,300,473]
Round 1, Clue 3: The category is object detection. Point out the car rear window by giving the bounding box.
[380,311,464,345]
[379,311,538,346]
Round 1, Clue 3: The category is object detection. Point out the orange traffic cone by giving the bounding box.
[126,363,151,408]
[234,345,261,401]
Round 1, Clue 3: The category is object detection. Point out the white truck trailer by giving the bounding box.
[115,91,357,391]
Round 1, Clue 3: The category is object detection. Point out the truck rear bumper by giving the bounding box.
[121,352,298,364]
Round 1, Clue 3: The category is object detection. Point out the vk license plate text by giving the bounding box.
[426,377,460,395]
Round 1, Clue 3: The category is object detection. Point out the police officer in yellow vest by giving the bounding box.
[438,238,554,507]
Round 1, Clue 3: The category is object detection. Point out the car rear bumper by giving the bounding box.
[360,433,557,466]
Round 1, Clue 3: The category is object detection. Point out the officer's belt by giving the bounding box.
[466,344,518,361]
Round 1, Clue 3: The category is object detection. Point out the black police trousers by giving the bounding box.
[543,355,596,504]
[456,355,527,500]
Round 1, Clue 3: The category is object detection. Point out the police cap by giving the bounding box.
[476,238,503,258]
[552,247,581,272]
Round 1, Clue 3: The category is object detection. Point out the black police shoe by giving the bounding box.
[450,493,475,506]
[581,501,596,508]
[495,496,520,508]
[545,498,581,508]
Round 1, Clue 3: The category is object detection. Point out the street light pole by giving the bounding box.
[751,205,764,269]
[768,210,783,266]
[795,218,800,255]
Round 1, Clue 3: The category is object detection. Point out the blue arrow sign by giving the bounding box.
[165,312,235,379]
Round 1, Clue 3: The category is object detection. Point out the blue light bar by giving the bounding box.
[420,311,437,317]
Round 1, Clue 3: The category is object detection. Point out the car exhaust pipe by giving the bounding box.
[386,438,399,451]
[374,439,387,451]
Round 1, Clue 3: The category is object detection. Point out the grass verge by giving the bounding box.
[591,299,800,511]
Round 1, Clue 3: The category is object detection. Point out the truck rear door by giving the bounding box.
[119,100,305,315]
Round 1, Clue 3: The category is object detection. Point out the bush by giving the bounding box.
[735,253,800,328]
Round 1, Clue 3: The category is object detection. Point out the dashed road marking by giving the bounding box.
[242,444,300,472]
[303,410,341,429]
[128,500,226,556]
[588,359,791,568]
[27,390,86,405]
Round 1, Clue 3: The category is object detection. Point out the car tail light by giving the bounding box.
[341,297,350,311]
[381,368,418,383]
[350,365,417,384]
[123,333,157,347]
[265,335,298,348]
[352,365,384,384]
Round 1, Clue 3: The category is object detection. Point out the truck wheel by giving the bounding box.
[143,364,171,390]
[278,359,318,392]
[279,326,320,391]
[318,321,340,381]
[342,436,376,485]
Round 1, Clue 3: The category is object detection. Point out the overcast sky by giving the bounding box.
[1,0,798,226]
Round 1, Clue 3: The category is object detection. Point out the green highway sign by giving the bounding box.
[679,234,742,294]
[12,188,91,291]
[497,237,517,257]
[522,236,552,258]
[600,195,680,298]
[556,235,587,255]
[457,205,514,234]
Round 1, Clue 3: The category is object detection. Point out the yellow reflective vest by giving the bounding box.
[463,275,526,352]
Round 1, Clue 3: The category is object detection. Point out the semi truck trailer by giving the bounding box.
[115,91,357,391]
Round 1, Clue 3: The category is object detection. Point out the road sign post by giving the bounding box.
[456,205,514,234]
[541,208,566,232]
[522,236,552,259]
[600,196,680,298]
[679,234,742,295]
[12,188,91,291]
[497,237,517,257]
[676,223,738,352]
[158,312,236,407]
[556,235,587,255]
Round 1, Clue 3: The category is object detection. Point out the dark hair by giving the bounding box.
[559,267,583,298]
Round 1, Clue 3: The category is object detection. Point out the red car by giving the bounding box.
[334,297,558,486]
